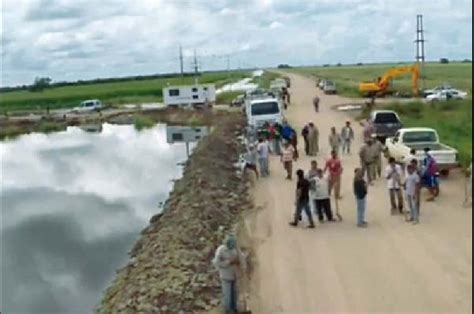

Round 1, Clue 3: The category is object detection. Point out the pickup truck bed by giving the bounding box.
[406,143,451,151]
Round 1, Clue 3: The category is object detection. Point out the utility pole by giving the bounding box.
[179,45,184,78]
[415,14,426,90]
[193,49,199,85]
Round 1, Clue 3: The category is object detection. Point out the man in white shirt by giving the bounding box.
[257,138,270,177]
[404,164,421,224]
[309,168,334,222]
[385,157,404,215]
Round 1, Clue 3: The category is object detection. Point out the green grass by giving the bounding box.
[252,71,281,89]
[37,121,65,133]
[0,71,251,111]
[385,99,472,167]
[216,91,243,105]
[133,114,156,131]
[290,62,472,98]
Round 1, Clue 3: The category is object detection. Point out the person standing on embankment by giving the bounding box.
[213,234,242,313]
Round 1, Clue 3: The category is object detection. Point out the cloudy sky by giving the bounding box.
[1,0,472,86]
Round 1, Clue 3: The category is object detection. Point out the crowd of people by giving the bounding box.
[243,118,444,230]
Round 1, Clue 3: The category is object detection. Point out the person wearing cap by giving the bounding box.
[340,121,354,155]
[212,234,242,313]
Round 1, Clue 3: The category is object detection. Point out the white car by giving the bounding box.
[425,90,467,102]
[72,99,103,113]
[423,85,452,97]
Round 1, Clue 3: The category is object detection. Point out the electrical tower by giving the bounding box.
[415,14,426,90]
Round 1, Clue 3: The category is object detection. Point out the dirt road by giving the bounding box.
[247,73,472,313]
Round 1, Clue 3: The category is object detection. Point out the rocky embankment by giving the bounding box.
[96,113,252,313]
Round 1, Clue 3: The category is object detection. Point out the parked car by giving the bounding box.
[71,99,103,114]
[385,127,458,176]
[369,110,403,142]
[425,89,467,102]
[323,80,336,94]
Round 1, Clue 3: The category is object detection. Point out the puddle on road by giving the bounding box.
[0,123,209,313]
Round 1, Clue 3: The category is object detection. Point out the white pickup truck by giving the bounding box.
[385,128,458,175]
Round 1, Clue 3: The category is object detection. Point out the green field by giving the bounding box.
[383,100,472,167]
[0,71,251,111]
[291,62,472,98]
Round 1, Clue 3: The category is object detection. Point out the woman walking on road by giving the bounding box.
[353,168,368,228]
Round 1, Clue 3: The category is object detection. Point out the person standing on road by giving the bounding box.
[290,132,299,161]
[243,144,259,179]
[410,158,422,214]
[281,141,296,180]
[302,124,310,156]
[311,168,334,223]
[257,138,270,177]
[353,168,368,228]
[329,127,341,155]
[340,121,354,155]
[307,122,319,156]
[422,148,438,202]
[385,157,404,215]
[289,169,315,228]
[404,164,421,224]
[307,160,319,214]
[359,139,376,185]
[324,150,343,200]
[362,118,374,142]
[212,234,242,313]
[313,95,320,112]
[371,135,385,179]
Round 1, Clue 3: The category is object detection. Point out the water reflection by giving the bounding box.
[1,123,202,313]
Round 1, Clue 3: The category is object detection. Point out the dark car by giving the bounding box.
[369,110,402,142]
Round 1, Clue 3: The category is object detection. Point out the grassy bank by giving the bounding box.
[0,71,251,112]
[383,100,472,167]
[252,71,281,89]
[291,62,472,98]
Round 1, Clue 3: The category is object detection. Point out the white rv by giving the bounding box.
[163,84,216,107]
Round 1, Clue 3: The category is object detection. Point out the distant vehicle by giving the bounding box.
[422,84,453,97]
[425,89,467,102]
[323,80,336,94]
[385,127,458,176]
[163,84,216,107]
[72,99,103,113]
[358,64,420,97]
[369,110,403,142]
[230,94,245,107]
[246,97,283,128]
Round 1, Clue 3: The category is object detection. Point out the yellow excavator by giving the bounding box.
[358,64,420,97]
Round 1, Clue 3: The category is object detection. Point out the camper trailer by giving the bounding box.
[166,126,210,144]
[163,84,216,107]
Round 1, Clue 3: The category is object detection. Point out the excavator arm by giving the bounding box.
[359,64,420,97]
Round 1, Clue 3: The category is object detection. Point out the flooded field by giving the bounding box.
[0,123,208,313]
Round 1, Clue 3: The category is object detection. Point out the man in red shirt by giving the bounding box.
[324,150,343,199]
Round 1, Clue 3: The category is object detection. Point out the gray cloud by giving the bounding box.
[1,0,472,86]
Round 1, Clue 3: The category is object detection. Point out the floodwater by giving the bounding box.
[0,123,208,313]
[215,69,263,94]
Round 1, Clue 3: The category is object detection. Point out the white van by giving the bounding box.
[72,99,103,113]
[246,98,283,128]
